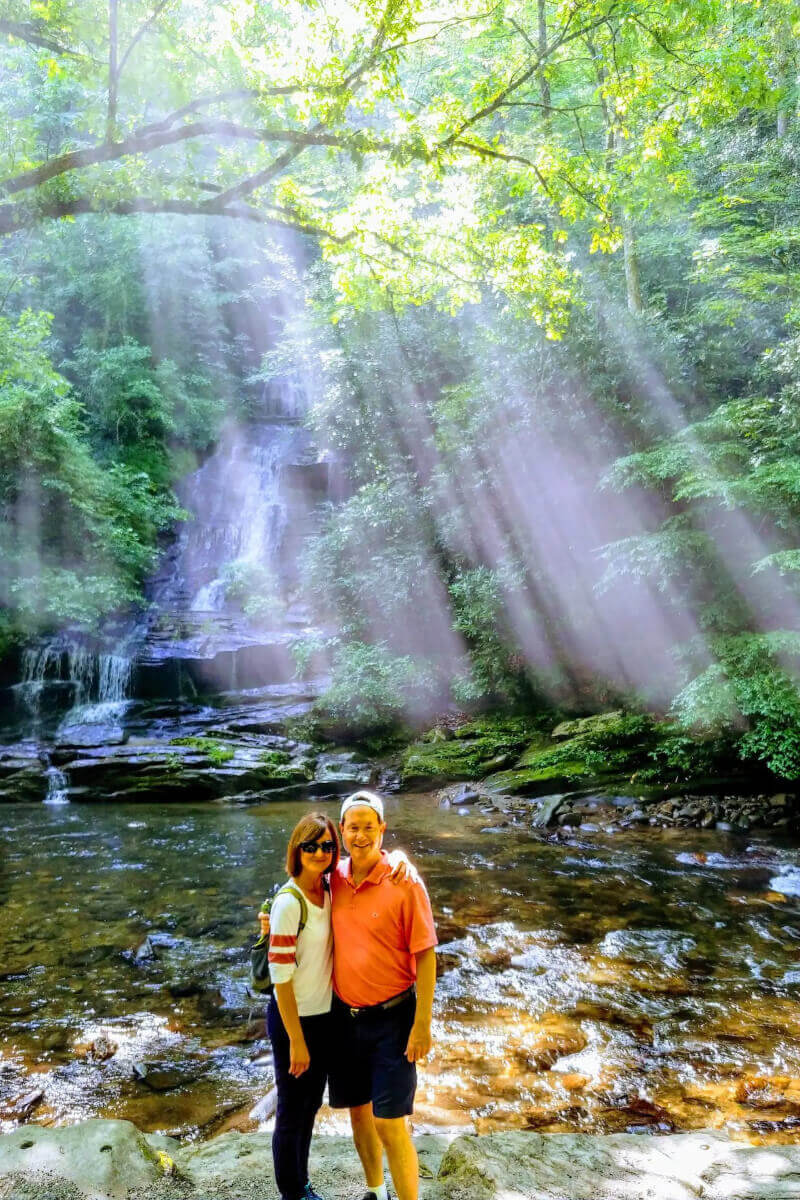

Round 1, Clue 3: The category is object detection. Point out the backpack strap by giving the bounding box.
[274,882,308,934]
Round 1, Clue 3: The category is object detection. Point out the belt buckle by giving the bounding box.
[349,1005,360,1017]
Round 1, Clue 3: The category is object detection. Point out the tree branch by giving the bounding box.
[453,138,553,195]
[0,18,86,59]
[117,0,173,81]
[440,5,620,148]
[0,194,353,241]
[0,121,389,199]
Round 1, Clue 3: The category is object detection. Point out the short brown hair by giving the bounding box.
[286,811,340,878]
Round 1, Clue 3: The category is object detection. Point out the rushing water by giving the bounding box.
[1,796,800,1142]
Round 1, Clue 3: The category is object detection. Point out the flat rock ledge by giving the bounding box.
[2,1123,800,1200]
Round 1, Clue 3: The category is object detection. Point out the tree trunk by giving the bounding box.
[537,0,551,116]
[107,0,118,141]
[622,216,643,315]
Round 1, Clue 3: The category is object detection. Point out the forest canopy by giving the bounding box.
[2,0,800,775]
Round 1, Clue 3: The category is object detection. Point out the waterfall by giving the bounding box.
[44,764,69,805]
[15,640,97,718]
[155,422,312,616]
[14,638,133,735]
[98,654,133,703]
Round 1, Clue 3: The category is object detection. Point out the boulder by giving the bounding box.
[434,1130,800,1199]
[0,1119,165,1200]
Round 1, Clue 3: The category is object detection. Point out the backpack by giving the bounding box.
[250,882,308,995]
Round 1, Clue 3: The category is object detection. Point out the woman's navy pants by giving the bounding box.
[267,998,331,1200]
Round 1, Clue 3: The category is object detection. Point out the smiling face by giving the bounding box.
[340,804,386,874]
[286,812,339,878]
[299,835,335,879]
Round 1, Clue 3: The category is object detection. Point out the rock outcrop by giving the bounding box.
[2,1123,800,1200]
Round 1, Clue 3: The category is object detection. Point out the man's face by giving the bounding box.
[340,805,386,867]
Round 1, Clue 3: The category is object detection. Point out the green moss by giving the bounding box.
[485,712,740,795]
[401,713,539,784]
[170,737,235,766]
[260,749,293,768]
[484,759,592,795]
[258,748,315,782]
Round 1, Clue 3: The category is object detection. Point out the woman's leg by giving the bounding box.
[268,999,315,1200]
[295,1012,330,1189]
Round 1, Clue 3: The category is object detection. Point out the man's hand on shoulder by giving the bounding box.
[386,847,421,885]
[405,1019,432,1062]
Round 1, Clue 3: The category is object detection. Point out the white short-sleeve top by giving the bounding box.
[267,884,333,1017]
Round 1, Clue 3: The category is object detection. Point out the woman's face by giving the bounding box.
[298,831,336,876]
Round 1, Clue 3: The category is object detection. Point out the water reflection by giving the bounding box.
[1,797,799,1142]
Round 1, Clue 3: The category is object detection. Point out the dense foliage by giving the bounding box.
[2,1,800,773]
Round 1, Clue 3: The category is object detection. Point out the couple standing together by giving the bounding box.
[259,789,437,1200]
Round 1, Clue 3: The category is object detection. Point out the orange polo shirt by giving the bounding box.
[331,851,437,1007]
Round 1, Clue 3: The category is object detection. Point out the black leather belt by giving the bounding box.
[344,986,415,1017]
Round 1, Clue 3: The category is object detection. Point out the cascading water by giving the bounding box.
[154,422,313,618]
[13,637,134,742]
[15,641,95,718]
[61,650,134,737]
[44,764,69,805]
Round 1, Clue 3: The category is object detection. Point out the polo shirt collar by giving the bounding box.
[345,849,391,890]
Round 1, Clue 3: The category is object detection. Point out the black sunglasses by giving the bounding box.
[299,839,336,854]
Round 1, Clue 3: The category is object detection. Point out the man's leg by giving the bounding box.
[349,1103,386,1193]
[374,1116,417,1200]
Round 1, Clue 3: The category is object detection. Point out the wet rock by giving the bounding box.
[734,1074,800,1109]
[555,1072,590,1092]
[454,784,480,805]
[89,1035,118,1062]
[532,794,565,827]
[134,936,157,962]
[0,747,48,803]
[312,755,371,788]
[513,1020,588,1070]
[132,1061,205,1091]
[436,782,490,809]
[0,1089,43,1122]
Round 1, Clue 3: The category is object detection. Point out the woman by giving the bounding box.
[264,811,338,1200]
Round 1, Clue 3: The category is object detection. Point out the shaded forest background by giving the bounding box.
[2,0,800,776]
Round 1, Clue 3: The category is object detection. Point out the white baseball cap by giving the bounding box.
[340,790,385,821]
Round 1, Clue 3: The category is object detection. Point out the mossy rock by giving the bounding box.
[516,735,557,766]
[401,715,537,786]
[484,759,595,796]
[551,711,627,740]
[169,737,235,765]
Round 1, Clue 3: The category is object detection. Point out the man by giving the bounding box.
[328,790,437,1200]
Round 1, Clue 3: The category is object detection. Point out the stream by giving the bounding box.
[2,795,800,1143]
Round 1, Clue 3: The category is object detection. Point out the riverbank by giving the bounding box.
[2,703,797,834]
[1,1120,799,1199]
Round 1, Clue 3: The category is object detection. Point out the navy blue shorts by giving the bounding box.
[328,990,417,1119]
